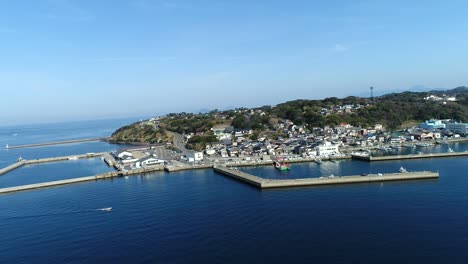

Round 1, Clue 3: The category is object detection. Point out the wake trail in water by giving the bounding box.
[0,207,113,221]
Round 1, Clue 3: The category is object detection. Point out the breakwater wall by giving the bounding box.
[214,166,439,189]
[352,151,468,162]
[0,165,163,194]
[164,164,213,172]
[0,153,106,175]
[5,138,107,149]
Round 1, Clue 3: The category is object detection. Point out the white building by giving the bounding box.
[316,141,340,157]
[205,149,216,155]
[188,152,204,161]
[136,157,165,168]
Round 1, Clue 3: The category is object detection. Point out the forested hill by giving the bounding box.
[109,87,468,146]
[271,86,468,129]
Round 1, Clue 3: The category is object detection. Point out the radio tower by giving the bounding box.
[370,86,374,104]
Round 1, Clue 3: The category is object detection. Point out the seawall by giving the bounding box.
[0,165,163,194]
[214,166,439,189]
[5,138,107,149]
[0,153,107,176]
[352,151,468,161]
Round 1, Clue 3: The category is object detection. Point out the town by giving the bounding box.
[112,114,468,171]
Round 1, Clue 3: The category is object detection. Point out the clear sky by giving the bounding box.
[1,0,468,125]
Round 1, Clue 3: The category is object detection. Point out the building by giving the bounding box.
[136,157,165,168]
[446,123,468,135]
[316,141,340,157]
[419,119,446,131]
[187,152,204,162]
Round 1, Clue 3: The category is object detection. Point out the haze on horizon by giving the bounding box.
[1,0,467,125]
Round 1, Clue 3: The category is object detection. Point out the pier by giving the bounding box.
[214,166,439,189]
[5,138,107,149]
[352,151,468,162]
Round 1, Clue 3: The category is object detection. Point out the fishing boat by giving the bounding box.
[273,158,290,171]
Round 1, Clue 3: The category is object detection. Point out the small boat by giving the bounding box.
[98,207,112,212]
[448,147,454,153]
[273,158,290,171]
[399,167,408,173]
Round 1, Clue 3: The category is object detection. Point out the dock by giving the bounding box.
[352,151,468,162]
[5,138,107,149]
[214,166,439,189]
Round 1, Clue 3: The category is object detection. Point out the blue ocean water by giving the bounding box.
[1,119,468,263]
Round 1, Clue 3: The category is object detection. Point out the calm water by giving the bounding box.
[1,120,468,263]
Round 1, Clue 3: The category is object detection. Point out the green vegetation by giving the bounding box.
[186,134,218,151]
[110,87,468,148]
[109,123,172,144]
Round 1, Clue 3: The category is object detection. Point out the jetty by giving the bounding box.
[214,166,439,189]
[0,153,106,175]
[0,165,163,194]
[5,138,106,149]
[352,151,468,162]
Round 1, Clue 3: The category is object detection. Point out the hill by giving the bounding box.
[109,87,468,149]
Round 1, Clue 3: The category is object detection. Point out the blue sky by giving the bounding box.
[1,0,468,125]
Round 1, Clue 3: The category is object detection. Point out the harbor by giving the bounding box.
[0,146,457,194]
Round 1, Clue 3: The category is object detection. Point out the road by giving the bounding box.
[171,132,194,157]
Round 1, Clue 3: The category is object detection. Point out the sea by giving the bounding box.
[1,119,468,263]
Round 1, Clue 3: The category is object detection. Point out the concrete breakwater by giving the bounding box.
[5,138,107,149]
[164,164,213,172]
[352,151,468,162]
[0,153,106,175]
[0,166,163,194]
[214,166,439,189]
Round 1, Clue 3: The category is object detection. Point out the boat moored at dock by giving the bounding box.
[273,157,290,171]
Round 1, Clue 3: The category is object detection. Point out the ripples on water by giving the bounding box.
[1,120,468,263]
